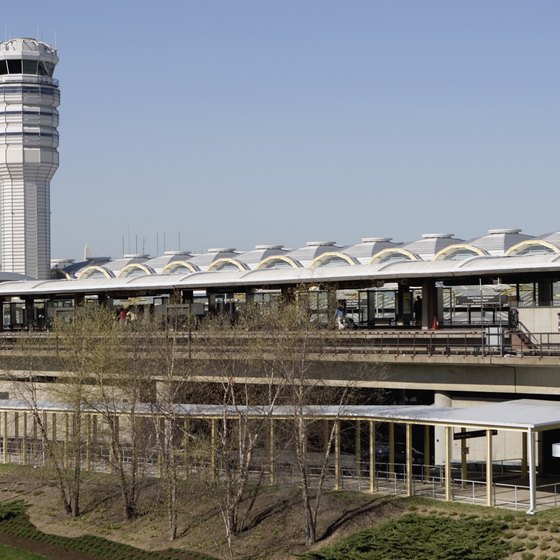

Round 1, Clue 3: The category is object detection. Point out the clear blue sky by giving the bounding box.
[4,1,560,259]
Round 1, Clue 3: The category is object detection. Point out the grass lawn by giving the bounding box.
[0,542,48,559]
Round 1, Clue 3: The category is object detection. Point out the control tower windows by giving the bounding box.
[22,60,38,74]
[7,60,22,74]
[0,59,55,77]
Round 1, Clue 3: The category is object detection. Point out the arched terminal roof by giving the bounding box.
[143,251,193,274]
[186,248,240,270]
[344,237,403,264]
[404,233,463,261]
[469,229,534,256]
[286,241,344,267]
[6,250,560,300]
[77,255,149,280]
[238,245,288,269]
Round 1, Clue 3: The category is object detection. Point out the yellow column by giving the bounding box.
[13,412,19,463]
[32,415,37,460]
[461,427,467,482]
[64,413,69,469]
[2,411,7,464]
[406,424,413,497]
[92,415,98,470]
[269,419,275,484]
[389,423,395,475]
[522,431,528,477]
[423,425,430,480]
[334,420,341,491]
[210,418,217,480]
[183,418,189,480]
[22,413,27,466]
[86,414,91,471]
[369,420,376,493]
[51,413,57,443]
[355,420,361,479]
[444,426,452,501]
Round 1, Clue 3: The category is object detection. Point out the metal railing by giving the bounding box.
[1,327,560,360]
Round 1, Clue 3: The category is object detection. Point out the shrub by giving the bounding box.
[298,513,511,560]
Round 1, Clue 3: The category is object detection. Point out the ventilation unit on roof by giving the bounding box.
[305,241,336,247]
[487,229,521,235]
[254,244,284,250]
[163,250,191,256]
[208,248,236,253]
[421,233,454,239]
[361,237,392,243]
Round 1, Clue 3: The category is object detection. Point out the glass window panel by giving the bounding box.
[37,61,48,76]
[0,61,7,75]
[22,59,37,74]
[7,60,22,74]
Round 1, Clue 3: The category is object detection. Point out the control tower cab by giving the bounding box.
[0,38,60,279]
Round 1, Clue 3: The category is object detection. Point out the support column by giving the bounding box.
[22,413,27,465]
[396,283,412,326]
[354,420,361,478]
[388,423,395,475]
[51,413,57,443]
[423,425,431,480]
[86,414,91,471]
[486,429,493,507]
[369,420,375,493]
[444,426,452,501]
[269,419,275,484]
[537,279,553,307]
[405,424,413,497]
[13,412,19,462]
[334,420,341,491]
[461,428,468,481]
[24,298,34,329]
[183,418,189,480]
[2,411,7,464]
[421,280,443,330]
[521,431,528,477]
[210,418,216,480]
[64,413,69,469]
[528,428,537,514]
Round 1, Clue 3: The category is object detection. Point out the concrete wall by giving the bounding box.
[519,306,560,334]
[434,394,525,466]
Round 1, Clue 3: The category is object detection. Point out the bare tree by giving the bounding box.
[197,310,283,559]
[250,289,360,546]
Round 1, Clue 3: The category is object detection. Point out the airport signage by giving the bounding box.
[453,429,497,440]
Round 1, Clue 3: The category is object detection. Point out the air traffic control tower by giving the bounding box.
[0,38,59,280]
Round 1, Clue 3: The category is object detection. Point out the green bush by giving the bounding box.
[298,513,511,560]
[526,541,538,550]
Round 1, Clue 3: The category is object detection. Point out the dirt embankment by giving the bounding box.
[0,465,404,560]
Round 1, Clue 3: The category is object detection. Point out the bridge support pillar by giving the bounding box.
[421,280,443,330]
